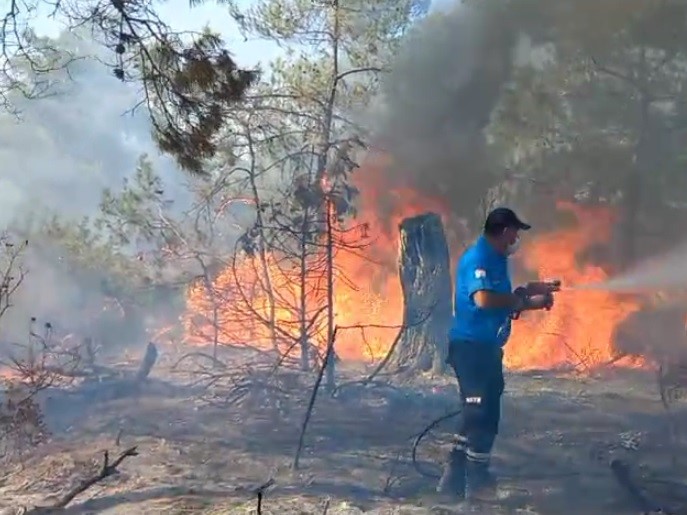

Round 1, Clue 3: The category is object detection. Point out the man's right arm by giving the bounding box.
[464,263,551,312]
[473,290,522,310]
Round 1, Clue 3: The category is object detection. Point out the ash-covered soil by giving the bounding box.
[1,344,687,514]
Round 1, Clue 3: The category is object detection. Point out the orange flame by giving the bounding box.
[183,158,643,371]
[506,201,642,370]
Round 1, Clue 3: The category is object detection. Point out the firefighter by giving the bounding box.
[437,207,558,501]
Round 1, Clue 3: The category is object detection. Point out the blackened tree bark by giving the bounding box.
[392,213,453,374]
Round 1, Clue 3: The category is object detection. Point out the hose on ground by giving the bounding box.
[410,408,580,481]
[411,409,461,479]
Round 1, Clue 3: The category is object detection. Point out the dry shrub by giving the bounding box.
[0,381,49,463]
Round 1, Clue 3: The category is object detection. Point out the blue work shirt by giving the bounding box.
[448,235,513,347]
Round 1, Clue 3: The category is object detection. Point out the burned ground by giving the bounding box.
[1,344,686,514]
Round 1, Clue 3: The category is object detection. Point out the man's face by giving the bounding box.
[500,226,522,256]
[503,226,520,246]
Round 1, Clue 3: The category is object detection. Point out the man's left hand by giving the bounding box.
[510,289,554,318]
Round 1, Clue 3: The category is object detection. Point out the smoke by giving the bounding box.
[592,241,687,360]
[3,242,127,344]
[571,241,687,294]
[0,30,189,347]
[0,31,189,228]
[369,1,520,224]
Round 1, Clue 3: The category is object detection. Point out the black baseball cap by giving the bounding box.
[484,207,531,234]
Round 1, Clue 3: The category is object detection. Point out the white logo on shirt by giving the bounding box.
[474,269,487,279]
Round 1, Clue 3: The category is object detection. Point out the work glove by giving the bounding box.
[513,287,554,313]
[525,292,555,311]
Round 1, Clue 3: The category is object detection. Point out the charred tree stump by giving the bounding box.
[83,336,96,367]
[43,343,161,406]
[392,213,452,374]
[135,342,158,384]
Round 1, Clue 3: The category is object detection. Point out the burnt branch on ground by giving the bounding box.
[609,459,672,514]
[382,449,405,495]
[171,348,306,413]
[23,446,140,514]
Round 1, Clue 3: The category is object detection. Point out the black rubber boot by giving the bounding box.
[466,459,498,502]
[436,448,466,500]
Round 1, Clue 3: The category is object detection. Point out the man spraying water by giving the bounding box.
[437,207,561,502]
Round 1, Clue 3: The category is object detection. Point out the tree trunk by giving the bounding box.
[298,217,310,372]
[617,46,650,271]
[198,260,220,362]
[245,130,279,354]
[392,213,453,374]
[324,195,336,391]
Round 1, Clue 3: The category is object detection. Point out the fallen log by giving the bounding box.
[391,213,452,374]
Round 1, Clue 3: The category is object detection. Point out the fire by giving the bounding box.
[182,152,448,360]
[506,201,643,370]
[182,157,642,371]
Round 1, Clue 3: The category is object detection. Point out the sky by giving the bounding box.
[32,0,283,67]
[30,0,452,64]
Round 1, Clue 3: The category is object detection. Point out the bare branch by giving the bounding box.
[335,66,384,82]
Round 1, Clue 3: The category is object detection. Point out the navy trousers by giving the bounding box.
[446,340,505,463]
